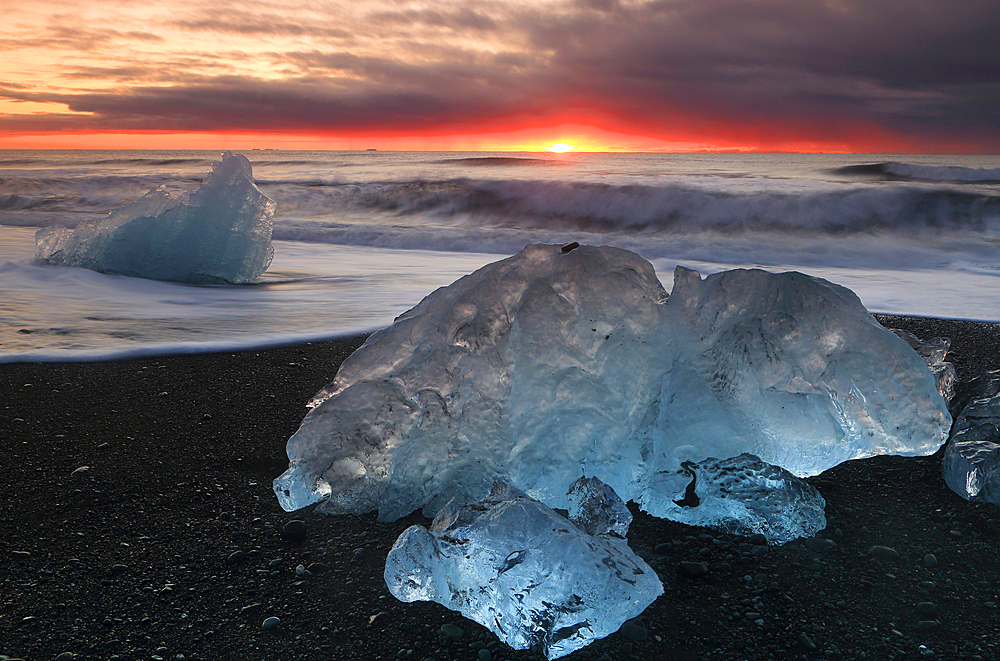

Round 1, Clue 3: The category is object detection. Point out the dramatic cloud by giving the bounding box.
[1,0,997,151]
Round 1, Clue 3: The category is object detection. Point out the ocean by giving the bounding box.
[2,149,999,362]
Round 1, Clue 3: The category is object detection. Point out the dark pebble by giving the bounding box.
[620,621,647,641]
[281,520,307,543]
[749,533,767,546]
[307,562,331,573]
[798,634,818,651]
[918,620,942,632]
[55,654,75,661]
[111,564,128,574]
[924,553,938,568]
[262,616,281,630]
[915,602,938,617]
[869,545,900,560]
[12,550,31,559]
[440,623,464,639]
[240,603,263,616]
[226,551,246,565]
[804,537,837,552]
[678,561,709,578]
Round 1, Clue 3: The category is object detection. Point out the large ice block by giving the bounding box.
[274,244,951,542]
[384,480,663,660]
[35,152,274,284]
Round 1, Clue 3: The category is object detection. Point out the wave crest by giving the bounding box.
[833,161,1000,184]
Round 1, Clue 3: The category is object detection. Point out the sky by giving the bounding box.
[1,0,998,152]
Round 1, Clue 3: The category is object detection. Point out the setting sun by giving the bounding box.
[546,143,574,153]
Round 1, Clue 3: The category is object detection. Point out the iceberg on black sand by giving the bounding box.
[34,152,274,284]
[385,479,662,660]
[274,243,951,543]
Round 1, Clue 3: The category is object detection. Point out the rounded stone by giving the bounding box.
[923,553,938,568]
[620,621,648,641]
[262,616,281,630]
[915,602,938,617]
[439,623,463,639]
[281,520,307,542]
[678,561,709,578]
[869,545,900,560]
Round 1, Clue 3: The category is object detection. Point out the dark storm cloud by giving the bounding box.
[0,77,543,134]
[516,0,1000,146]
[5,0,999,150]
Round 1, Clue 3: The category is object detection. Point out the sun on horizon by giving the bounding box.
[545,143,575,153]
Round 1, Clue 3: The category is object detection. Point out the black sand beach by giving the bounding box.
[2,315,999,661]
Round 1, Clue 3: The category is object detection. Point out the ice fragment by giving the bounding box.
[943,369,1000,504]
[566,475,632,537]
[35,152,274,284]
[384,480,663,660]
[889,328,955,401]
[645,453,827,541]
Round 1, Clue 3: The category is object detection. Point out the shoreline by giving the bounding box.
[2,316,999,661]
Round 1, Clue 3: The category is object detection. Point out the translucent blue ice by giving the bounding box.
[384,480,663,660]
[35,152,274,284]
[275,244,951,543]
[943,370,1000,504]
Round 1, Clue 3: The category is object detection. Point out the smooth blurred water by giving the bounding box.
[2,150,999,361]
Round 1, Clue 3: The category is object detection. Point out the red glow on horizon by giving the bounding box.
[0,113,994,154]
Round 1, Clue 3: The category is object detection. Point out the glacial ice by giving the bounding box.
[650,454,826,541]
[566,475,632,537]
[889,328,956,402]
[35,152,274,284]
[943,370,1000,504]
[384,480,663,660]
[274,244,951,543]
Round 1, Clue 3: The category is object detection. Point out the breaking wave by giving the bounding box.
[267,178,1000,237]
[833,161,1000,184]
[8,175,1000,242]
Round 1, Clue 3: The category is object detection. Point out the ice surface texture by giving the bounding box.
[566,476,632,537]
[658,454,826,541]
[944,370,1000,504]
[274,244,951,541]
[384,480,663,660]
[35,152,274,284]
[889,328,956,402]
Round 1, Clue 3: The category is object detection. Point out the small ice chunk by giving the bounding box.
[645,454,826,543]
[384,480,662,660]
[34,152,274,284]
[889,329,951,365]
[889,328,955,401]
[566,475,632,537]
[944,370,1000,504]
